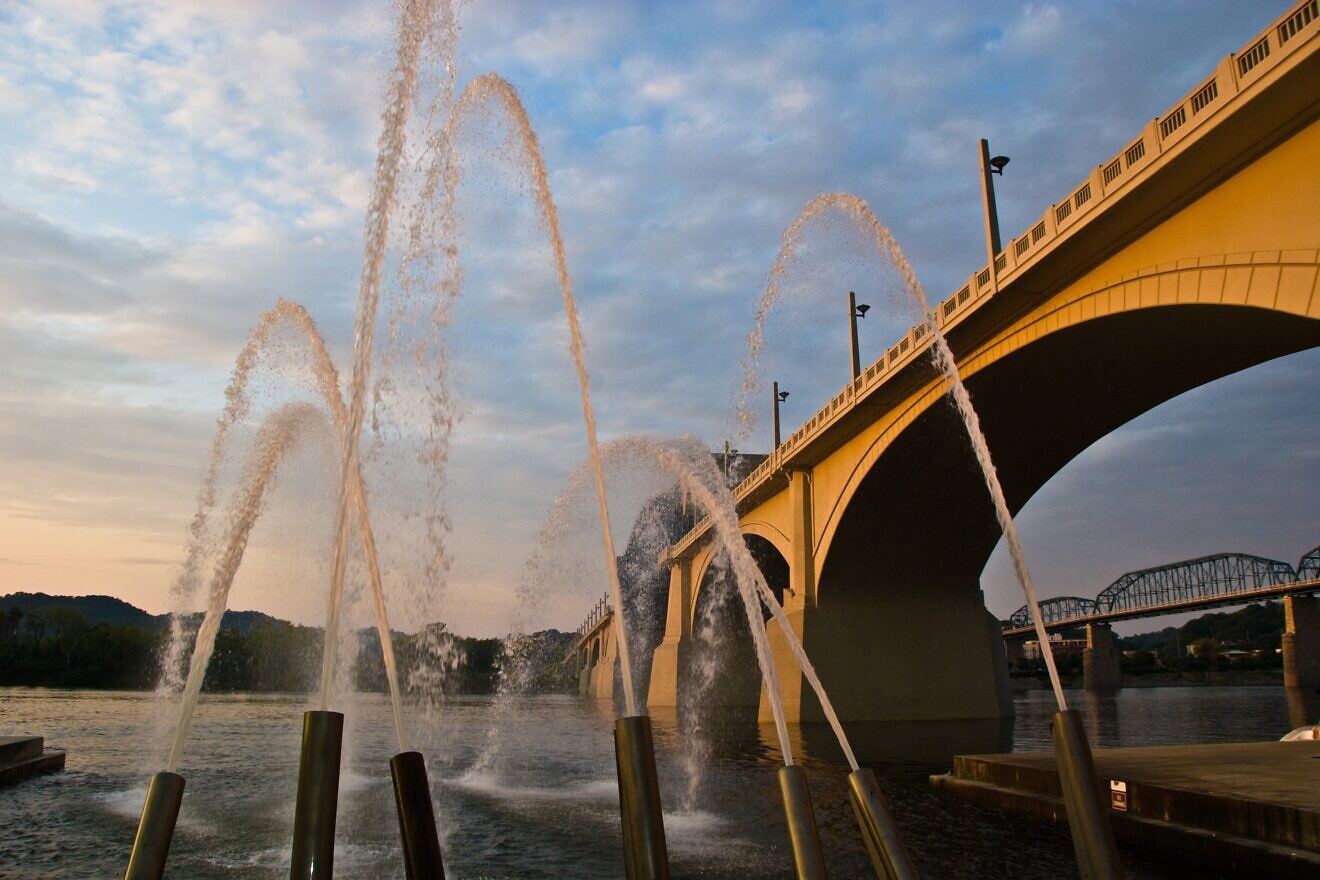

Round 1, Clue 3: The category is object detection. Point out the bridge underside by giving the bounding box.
[771,304,1320,725]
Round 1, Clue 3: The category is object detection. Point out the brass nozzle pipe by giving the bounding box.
[124,770,186,880]
[778,764,827,879]
[847,767,919,880]
[290,710,344,880]
[390,750,446,879]
[613,715,670,879]
[1052,710,1124,879]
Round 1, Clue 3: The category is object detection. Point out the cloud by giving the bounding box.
[0,0,1313,637]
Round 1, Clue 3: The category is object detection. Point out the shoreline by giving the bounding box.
[1011,669,1285,689]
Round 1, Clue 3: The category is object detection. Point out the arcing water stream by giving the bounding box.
[161,299,410,765]
[318,0,438,719]
[167,403,329,772]
[163,0,646,776]
[528,435,866,773]
[152,0,907,866]
[742,191,1068,712]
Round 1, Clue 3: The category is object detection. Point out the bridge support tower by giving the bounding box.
[1083,623,1122,690]
[1283,594,1320,690]
[759,470,815,724]
[577,616,617,703]
[647,559,692,710]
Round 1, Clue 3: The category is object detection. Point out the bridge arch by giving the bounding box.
[791,259,1319,722]
[682,534,789,708]
[815,255,1320,577]
[688,519,791,630]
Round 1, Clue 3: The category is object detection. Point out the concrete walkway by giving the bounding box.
[0,736,65,787]
[933,740,1320,878]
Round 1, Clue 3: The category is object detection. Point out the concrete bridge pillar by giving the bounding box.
[589,620,616,703]
[1083,623,1122,690]
[761,469,814,725]
[1283,594,1320,689]
[646,557,692,710]
[1004,636,1025,666]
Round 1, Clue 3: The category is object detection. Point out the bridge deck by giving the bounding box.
[932,739,1320,878]
[1001,577,1320,637]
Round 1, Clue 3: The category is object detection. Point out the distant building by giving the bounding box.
[1023,633,1086,660]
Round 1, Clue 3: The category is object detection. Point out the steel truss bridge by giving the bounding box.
[1002,546,1320,637]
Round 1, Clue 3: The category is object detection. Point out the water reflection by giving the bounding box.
[0,686,1303,879]
[1082,690,1123,748]
[1284,686,1320,729]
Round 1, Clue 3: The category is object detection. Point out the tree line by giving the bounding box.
[0,606,576,694]
[1010,600,1286,678]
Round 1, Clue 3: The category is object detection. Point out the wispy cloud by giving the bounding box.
[0,0,1313,636]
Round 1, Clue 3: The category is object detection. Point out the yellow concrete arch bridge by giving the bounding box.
[638,1,1320,725]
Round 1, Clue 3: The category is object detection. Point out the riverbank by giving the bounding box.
[1012,669,1284,689]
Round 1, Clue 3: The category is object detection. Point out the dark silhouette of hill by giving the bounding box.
[0,592,281,633]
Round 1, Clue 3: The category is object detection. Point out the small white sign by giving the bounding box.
[1110,779,1128,812]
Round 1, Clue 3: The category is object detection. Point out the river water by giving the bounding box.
[0,685,1307,878]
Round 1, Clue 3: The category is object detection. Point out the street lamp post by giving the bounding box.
[849,291,870,380]
[978,139,1010,278]
[773,382,789,449]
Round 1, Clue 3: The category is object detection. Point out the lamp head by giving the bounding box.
[989,155,1010,175]
[777,391,789,402]
[855,303,871,318]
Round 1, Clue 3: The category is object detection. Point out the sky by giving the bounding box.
[0,0,1316,638]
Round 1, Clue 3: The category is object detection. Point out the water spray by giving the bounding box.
[754,192,1119,878]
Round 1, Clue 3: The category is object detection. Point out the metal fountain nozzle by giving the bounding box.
[614,714,670,879]
[124,770,186,880]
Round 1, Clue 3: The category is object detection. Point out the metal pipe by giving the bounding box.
[978,138,1002,265]
[614,715,670,880]
[124,771,185,880]
[390,750,446,880]
[847,768,919,880]
[778,765,827,880]
[1052,710,1124,880]
[290,710,344,880]
[849,291,861,381]
[773,382,783,449]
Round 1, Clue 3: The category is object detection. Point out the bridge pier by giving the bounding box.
[646,559,692,710]
[1283,594,1320,690]
[576,617,617,702]
[1004,636,1025,665]
[1083,623,1122,690]
[759,470,815,725]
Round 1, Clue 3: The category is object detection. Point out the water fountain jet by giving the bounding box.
[746,191,1120,878]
